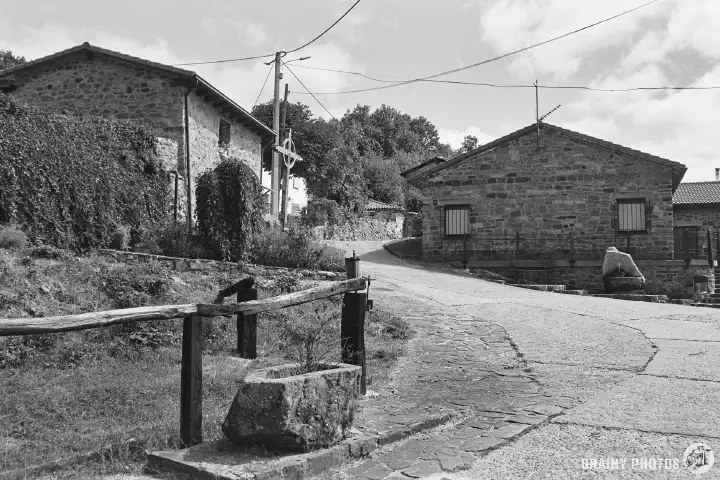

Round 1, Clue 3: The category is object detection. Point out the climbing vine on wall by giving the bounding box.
[195,157,263,262]
[0,94,170,250]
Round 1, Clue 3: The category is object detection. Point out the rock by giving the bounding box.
[602,247,644,281]
[222,362,362,452]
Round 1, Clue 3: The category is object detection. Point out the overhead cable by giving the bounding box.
[290,0,661,95]
[173,0,361,67]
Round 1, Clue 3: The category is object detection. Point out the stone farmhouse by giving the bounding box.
[0,42,275,227]
[404,122,714,294]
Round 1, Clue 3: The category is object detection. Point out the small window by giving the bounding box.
[445,205,470,236]
[674,226,701,259]
[219,120,231,145]
[617,198,646,232]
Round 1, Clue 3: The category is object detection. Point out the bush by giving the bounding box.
[251,223,344,271]
[156,222,215,260]
[0,225,27,250]
[0,94,169,251]
[195,158,263,262]
[278,299,341,375]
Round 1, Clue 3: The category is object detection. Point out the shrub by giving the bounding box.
[278,299,341,375]
[0,225,27,250]
[156,222,215,260]
[110,225,130,251]
[251,223,344,271]
[101,264,176,347]
[195,158,263,262]
[0,94,170,251]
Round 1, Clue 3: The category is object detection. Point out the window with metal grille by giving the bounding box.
[617,198,646,232]
[219,119,231,145]
[674,226,701,258]
[444,205,470,236]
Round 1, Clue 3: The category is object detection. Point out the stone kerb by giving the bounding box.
[96,249,346,281]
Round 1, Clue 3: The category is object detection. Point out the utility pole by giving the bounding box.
[270,51,283,220]
[280,83,290,229]
[535,79,539,148]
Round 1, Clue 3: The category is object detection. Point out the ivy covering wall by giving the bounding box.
[0,94,170,250]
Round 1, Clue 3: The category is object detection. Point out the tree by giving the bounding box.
[459,134,479,153]
[0,50,26,70]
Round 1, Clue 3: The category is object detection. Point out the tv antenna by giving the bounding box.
[535,79,561,148]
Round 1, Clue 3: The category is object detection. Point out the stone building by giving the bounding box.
[673,181,720,258]
[405,122,699,294]
[0,42,275,227]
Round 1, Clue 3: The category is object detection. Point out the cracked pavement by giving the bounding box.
[315,243,720,479]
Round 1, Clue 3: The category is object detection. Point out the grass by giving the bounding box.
[0,247,412,478]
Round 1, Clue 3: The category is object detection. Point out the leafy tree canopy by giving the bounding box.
[0,50,26,70]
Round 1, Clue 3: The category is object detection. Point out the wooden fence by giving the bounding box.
[0,271,369,448]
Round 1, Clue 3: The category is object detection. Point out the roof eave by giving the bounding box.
[195,75,275,140]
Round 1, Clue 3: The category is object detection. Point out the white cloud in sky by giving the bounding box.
[477,0,669,78]
[200,17,269,47]
[438,126,495,150]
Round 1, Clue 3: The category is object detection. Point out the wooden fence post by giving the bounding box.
[180,315,202,447]
[237,287,258,359]
[343,253,366,394]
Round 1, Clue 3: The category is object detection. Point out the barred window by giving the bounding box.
[617,198,646,232]
[444,205,470,236]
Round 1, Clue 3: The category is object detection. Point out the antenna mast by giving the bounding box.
[534,79,561,149]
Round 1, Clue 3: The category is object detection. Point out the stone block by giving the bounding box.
[222,363,362,452]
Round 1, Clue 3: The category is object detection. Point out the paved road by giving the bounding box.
[320,243,720,479]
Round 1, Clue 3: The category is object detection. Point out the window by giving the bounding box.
[617,198,646,232]
[219,119,231,145]
[444,205,470,236]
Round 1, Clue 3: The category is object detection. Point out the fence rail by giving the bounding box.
[0,277,367,336]
[0,274,368,449]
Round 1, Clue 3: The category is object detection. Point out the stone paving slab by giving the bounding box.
[459,303,654,370]
[554,375,720,438]
[643,339,720,381]
[455,423,714,479]
[613,318,720,342]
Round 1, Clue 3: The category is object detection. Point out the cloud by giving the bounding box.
[476,0,669,78]
[438,126,495,150]
[200,17,268,47]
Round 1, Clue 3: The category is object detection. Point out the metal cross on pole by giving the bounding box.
[274,129,303,229]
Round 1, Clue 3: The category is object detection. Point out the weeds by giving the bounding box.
[0,225,27,250]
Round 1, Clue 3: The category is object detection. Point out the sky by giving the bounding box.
[1,0,719,182]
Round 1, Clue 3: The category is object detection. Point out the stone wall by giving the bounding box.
[418,127,676,261]
[403,212,423,237]
[96,249,346,281]
[315,211,405,241]
[674,205,720,230]
[8,51,186,169]
[546,260,713,295]
[186,91,263,223]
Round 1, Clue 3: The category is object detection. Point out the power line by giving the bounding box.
[174,53,274,67]
[283,62,336,120]
[286,0,361,54]
[253,63,274,106]
[290,0,661,95]
[172,0,361,67]
[291,65,720,92]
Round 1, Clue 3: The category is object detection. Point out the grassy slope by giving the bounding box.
[0,248,411,478]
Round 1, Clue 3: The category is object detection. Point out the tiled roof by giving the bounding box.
[366,199,403,211]
[673,182,720,205]
[412,122,687,192]
[0,42,274,139]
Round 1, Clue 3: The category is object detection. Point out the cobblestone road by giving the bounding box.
[315,246,720,479]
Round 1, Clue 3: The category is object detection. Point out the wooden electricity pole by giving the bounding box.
[280,83,290,230]
[270,51,283,220]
